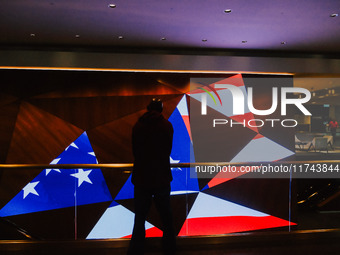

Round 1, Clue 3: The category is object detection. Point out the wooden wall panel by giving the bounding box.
[0,70,70,99]
[0,93,18,107]
[0,102,20,163]
[33,72,186,98]
[6,101,83,164]
[28,95,181,131]
[87,111,138,164]
[87,95,183,163]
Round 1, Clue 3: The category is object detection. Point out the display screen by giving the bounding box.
[0,71,295,239]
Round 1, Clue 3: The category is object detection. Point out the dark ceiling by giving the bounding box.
[1,0,340,55]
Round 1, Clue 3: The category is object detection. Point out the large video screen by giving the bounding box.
[0,70,295,239]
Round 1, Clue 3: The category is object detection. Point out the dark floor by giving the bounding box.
[297,210,340,230]
[1,229,340,255]
[2,193,340,255]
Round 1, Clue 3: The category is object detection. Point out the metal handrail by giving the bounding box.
[0,160,339,169]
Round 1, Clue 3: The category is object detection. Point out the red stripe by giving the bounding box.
[145,227,163,237]
[182,115,192,141]
[214,74,245,87]
[253,133,265,140]
[178,216,296,236]
[206,165,261,188]
[122,226,163,238]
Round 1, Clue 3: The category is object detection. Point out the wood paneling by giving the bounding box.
[28,95,181,130]
[0,102,20,163]
[6,101,83,164]
[87,95,183,163]
[33,72,186,98]
[0,93,18,107]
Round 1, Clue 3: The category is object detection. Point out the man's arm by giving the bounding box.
[132,125,138,159]
[167,123,174,156]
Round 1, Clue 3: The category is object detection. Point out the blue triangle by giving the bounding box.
[0,132,112,217]
[202,185,209,191]
[169,107,199,194]
[169,108,191,163]
[58,132,97,164]
[114,175,134,200]
[108,200,120,208]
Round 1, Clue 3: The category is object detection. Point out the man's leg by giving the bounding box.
[332,130,337,143]
[128,187,152,255]
[153,186,176,255]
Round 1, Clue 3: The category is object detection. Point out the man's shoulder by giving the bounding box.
[163,117,173,129]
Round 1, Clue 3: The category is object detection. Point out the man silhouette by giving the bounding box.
[128,98,176,255]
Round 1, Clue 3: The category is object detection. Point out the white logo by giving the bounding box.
[201,85,311,116]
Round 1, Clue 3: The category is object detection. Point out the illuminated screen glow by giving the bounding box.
[0,74,296,239]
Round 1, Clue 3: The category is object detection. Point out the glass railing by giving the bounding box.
[1,160,339,240]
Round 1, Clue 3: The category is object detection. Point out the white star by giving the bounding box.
[22,181,40,199]
[46,168,61,176]
[50,158,61,164]
[66,142,79,151]
[70,169,93,187]
[170,157,180,164]
[46,158,61,175]
[170,157,182,171]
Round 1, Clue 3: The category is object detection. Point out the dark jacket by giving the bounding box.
[132,110,174,189]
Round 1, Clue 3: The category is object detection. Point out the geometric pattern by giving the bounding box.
[0,132,112,217]
[184,74,296,235]
[0,70,296,239]
[87,202,163,239]
[87,74,296,238]
[178,192,294,236]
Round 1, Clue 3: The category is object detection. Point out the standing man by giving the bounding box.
[329,118,339,143]
[128,98,176,255]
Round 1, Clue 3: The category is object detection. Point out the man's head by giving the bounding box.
[147,98,163,113]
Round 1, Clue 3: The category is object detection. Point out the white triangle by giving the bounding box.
[187,192,268,219]
[177,95,189,116]
[171,190,199,196]
[46,158,61,175]
[170,156,180,163]
[65,142,79,151]
[87,204,158,239]
[50,158,61,164]
[70,142,79,149]
[231,136,294,163]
